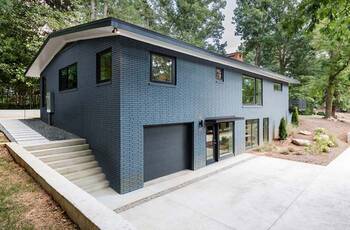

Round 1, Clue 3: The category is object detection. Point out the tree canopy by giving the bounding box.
[0,0,227,108]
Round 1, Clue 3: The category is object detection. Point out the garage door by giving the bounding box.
[144,124,192,182]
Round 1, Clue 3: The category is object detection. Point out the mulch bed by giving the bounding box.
[250,116,350,166]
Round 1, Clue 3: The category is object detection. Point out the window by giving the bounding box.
[245,119,259,149]
[97,48,112,83]
[216,68,224,82]
[242,76,262,105]
[41,77,46,107]
[150,53,176,84]
[59,63,77,91]
[218,122,234,157]
[274,82,282,91]
[263,118,269,143]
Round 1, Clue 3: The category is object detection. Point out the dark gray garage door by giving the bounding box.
[144,124,192,182]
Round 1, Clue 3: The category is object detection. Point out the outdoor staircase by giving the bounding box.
[23,138,110,194]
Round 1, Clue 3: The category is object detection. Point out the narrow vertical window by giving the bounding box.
[97,48,112,83]
[216,68,224,82]
[41,77,46,107]
[59,63,77,91]
[263,118,269,143]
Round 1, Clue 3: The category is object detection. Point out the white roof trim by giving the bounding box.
[26,25,298,84]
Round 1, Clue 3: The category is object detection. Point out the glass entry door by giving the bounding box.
[206,124,216,164]
[206,122,234,165]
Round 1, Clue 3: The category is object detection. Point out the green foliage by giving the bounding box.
[307,128,337,154]
[279,117,288,140]
[314,127,326,136]
[291,107,299,126]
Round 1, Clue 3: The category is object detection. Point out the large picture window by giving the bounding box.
[245,119,259,149]
[97,48,112,83]
[150,53,176,85]
[242,76,262,105]
[59,63,77,91]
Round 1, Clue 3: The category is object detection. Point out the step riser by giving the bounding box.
[25,139,86,151]
[83,182,110,193]
[65,167,102,181]
[48,156,94,169]
[56,162,98,175]
[39,150,92,163]
[73,174,106,187]
[32,144,89,156]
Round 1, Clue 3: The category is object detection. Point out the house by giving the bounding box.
[26,18,298,194]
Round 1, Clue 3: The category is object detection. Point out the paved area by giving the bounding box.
[120,155,325,230]
[0,119,49,145]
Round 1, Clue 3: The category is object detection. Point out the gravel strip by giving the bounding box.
[20,119,78,141]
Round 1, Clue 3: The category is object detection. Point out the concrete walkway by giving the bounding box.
[0,119,49,145]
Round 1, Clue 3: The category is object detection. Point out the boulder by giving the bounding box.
[299,130,312,136]
[292,138,311,146]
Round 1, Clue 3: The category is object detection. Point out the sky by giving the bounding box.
[222,0,241,53]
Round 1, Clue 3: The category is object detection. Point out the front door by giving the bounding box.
[206,124,217,164]
[206,122,235,165]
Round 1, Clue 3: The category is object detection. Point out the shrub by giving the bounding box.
[314,128,326,135]
[256,143,277,152]
[279,117,288,140]
[291,107,299,126]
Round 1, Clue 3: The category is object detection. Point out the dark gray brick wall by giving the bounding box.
[118,38,289,193]
[41,37,121,192]
[41,36,289,194]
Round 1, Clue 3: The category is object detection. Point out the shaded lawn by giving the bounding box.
[0,132,77,229]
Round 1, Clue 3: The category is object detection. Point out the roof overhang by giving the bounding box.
[26,18,299,84]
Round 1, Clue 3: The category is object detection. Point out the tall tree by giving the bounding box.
[299,0,350,118]
[233,0,315,77]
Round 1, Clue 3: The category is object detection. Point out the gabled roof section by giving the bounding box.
[26,17,299,84]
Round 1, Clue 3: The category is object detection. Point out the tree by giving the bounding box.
[279,117,287,140]
[0,0,78,108]
[299,0,350,118]
[291,107,299,126]
[233,0,315,77]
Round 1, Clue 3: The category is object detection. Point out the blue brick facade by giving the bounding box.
[41,36,290,194]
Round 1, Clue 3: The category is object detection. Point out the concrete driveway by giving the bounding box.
[119,154,330,230]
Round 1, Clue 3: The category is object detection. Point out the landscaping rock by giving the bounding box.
[292,138,311,146]
[299,130,312,136]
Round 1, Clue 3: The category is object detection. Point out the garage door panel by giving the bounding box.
[144,124,192,182]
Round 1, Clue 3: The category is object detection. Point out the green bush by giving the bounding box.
[279,117,288,140]
[314,128,326,136]
[291,107,299,126]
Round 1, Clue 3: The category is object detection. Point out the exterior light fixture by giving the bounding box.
[199,120,204,128]
[112,27,120,34]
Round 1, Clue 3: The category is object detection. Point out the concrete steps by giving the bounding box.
[24,138,110,195]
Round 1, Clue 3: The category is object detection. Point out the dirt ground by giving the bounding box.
[251,114,350,166]
[0,132,77,229]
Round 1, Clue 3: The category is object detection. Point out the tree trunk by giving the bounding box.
[91,0,96,20]
[103,1,108,17]
[325,74,336,118]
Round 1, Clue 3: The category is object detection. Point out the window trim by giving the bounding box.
[273,82,283,91]
[150,52,176,85]
[215,67,224,82]
[242,76,263,105]
[96,47,112,84]
[59,63,78,92]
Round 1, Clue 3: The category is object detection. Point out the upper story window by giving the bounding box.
[59,63,77,91]
[242,76,262,105]
[216,68,224,82]
[96,48,112,83]
[150,53,176,85]
[273,82,282,91]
